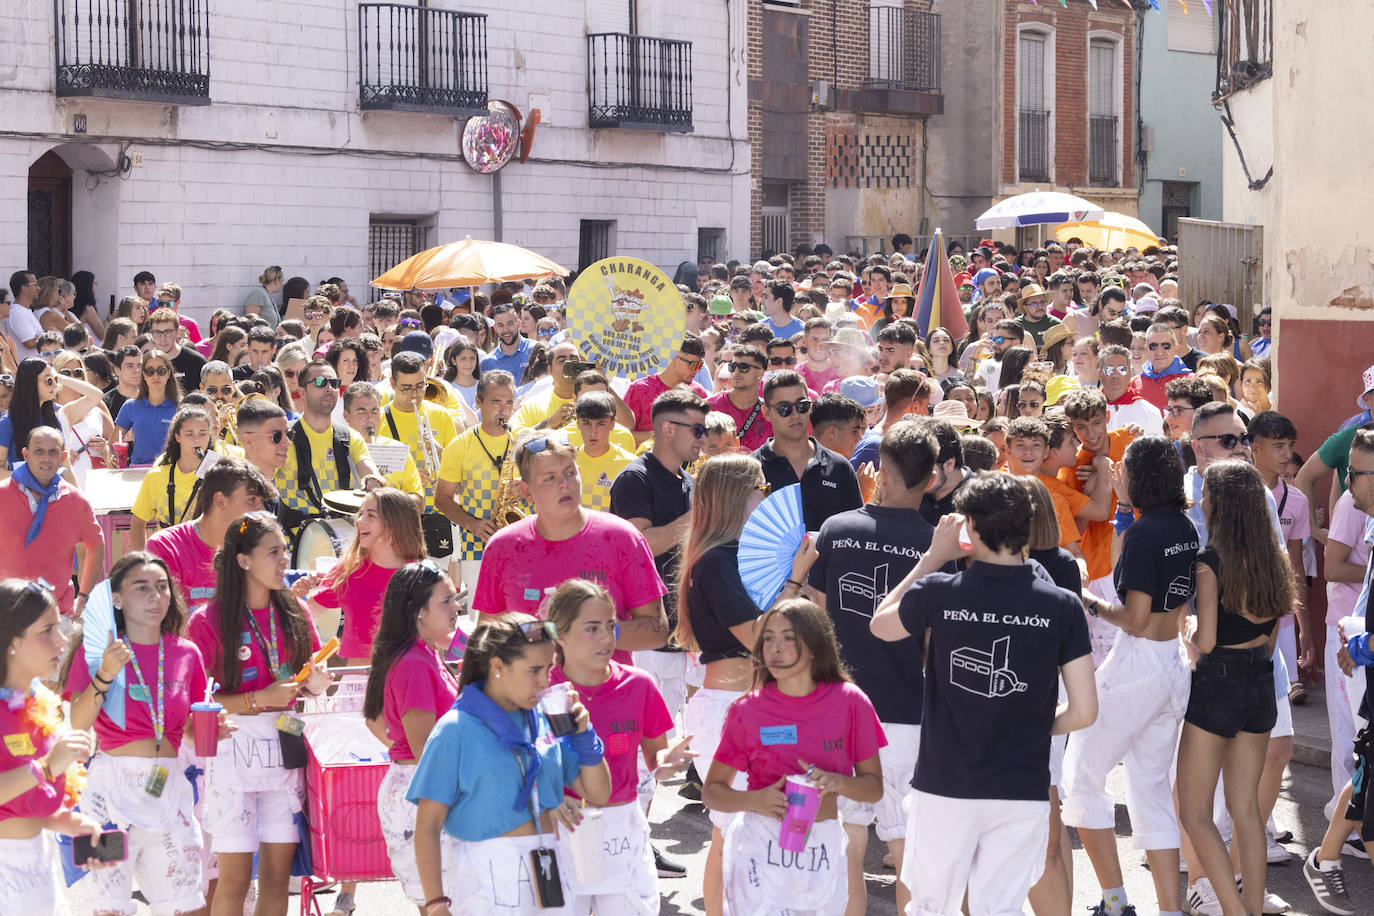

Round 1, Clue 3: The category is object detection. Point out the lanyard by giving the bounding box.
[475,427,509,471]
[243,607,283,678]
[125,635,166,754]
[166,465,203,526]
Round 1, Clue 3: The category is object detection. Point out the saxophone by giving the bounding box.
[490,420,526,529]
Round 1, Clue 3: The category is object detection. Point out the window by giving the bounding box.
[1167,0,1214,54]
[368,219,428,291]
[1017,31,1050,182]
[698,228,725,264]
[578,220,614,272]
[1215,0,1272,99]
[761,182,790,259]
[1087,37,1119,186]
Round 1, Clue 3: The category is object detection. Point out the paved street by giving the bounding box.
[64,686,1374,914]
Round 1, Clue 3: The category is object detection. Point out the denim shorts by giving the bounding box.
[1184,645,1277,738]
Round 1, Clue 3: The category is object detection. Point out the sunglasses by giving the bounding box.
[1101,365,1131,376]
[666,419,707,438]
[143,365,170,377]
[60,368,85,379]
[1347,469,1374,484]
[517,620,558,642]
[204,385,235,397]
[523,432,571,455]
[235,510,278,535]
[399,318,422,329]
[538,327,557,338]
[770,398,812,417]
[250,428,288,444]
[282,368,299,379]
[728,361,763,373]
[1194,432,1253,450]
[307,376,342,389]
[304,311,324,321]
[25,577,56,598]
[769,356,797,367]
[1147,342,1172,351]
[988,336,1006,345]
[677,357,703,371]
[39,349,62,360]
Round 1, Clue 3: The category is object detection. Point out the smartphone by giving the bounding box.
[562,360,596,379]
[529,847,565,908]
[73,830,127,865]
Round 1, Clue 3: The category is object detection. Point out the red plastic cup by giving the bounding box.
[110,441,129,468]
[190,702,222,756]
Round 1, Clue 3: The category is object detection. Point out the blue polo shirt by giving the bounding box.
[480,336,534,381]
[114,398,178,466]
[766,315,804,339]
[407,701,582,841]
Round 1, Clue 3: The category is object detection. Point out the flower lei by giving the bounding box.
[0,679,86,808]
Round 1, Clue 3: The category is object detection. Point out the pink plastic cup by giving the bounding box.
[190,702,222,757]
[778,775,822,852]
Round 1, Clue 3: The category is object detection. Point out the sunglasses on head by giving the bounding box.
[517,620,558,642]
[769,355,796,367]
[523,432,571,456]
[1194,432,1253,449]
[236,509,278,535]
[307,376,342,389]
[143,365,170,377]
[770,398,812,417]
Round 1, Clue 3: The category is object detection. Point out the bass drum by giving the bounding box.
[293,515,356,640]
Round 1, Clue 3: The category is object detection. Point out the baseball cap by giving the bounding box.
[398,330,434,359]
[840,376,881,408]
[1359,364,1374,410]
[1133,297,1159,315]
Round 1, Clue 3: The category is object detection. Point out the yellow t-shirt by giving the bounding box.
[275,420,372,517]
[364,432,423,497]
[382,401,459,510]
[576,444,636,512]
[438,425,514,560]
[131,462,201,526]
[513,387,636,452]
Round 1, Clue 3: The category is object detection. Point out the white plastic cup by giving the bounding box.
[566,808,604,884]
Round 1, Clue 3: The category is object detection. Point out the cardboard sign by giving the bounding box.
[564,257,685,380]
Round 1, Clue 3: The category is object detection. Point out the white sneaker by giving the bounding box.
[1266,828,1292,864]
[1186,877,1224,916]
[1262,889,1290,914]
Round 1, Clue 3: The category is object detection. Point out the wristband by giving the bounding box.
[1350,633,1374,667]
[566,725,605,767]
[785,578,804,589]
[92,672,112,687]
[28,757,53,783]
[1086,597,1100,618]
[1112,508,1135,534]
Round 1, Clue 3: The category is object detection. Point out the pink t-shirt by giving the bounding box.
[550,661,672,804]
[146,521,218,609]
[706,389,773,452]
[0,478,101,615]
[798,362,842,394]
[0,698,65,820]
[1272,480,1311,544]
[310,559,404,659]
[65,634,207,755]
[1327,489,1372,626]
[713,681,886,791]
[384,638,459,761]
[187,600,321,694]
[623,375,709,431]
[474,510,667,664]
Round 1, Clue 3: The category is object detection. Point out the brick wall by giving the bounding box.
[1002,1,1137,190]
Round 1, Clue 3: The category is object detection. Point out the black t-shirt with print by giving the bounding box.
[685,541,764,664]
[609,453,693,640]
[170,346,207,392]
[1113,507,1200,611]
[810,505,935,725]
[898,561,1091,801]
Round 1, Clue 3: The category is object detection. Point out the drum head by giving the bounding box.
[322,488,367,517]
[293,516,357,571]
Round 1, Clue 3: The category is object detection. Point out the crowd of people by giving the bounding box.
[0,235,1369,916]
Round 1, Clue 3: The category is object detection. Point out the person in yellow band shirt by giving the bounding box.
[573,391,635,512]
[509,341,636,441]
[381,352,460,500]
[341,381,424,508]
[435,369,517,597]
[129,404,214,549]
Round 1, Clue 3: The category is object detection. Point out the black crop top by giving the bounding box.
[685,542,765,664]
[1197,546,1278,646]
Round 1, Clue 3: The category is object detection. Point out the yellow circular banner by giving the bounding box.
[566,257,685,379]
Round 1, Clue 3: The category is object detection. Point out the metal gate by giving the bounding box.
[1176,218,1263,321]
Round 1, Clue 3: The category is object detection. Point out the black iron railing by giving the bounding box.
[1088,114,1118,185]
[867,7,940,92]
[359,3,488,114]
[1019,109,1049,182]
[588,34,693,131]
[54,0,210,104]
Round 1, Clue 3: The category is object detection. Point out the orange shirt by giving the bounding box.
[1058,427,1135,582]
[1038,471,1090,549]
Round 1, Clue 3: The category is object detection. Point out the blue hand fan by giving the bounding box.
[82,580,126,728]
[737,483,805,610]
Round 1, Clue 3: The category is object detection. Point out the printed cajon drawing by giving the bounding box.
[950,636,1027,698]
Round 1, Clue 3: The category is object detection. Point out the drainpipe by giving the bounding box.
[919,118,929,235]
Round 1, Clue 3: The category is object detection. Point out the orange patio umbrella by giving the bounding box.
[371,236,570,290]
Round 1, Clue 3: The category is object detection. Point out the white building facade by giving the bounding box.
[1,0,750,324]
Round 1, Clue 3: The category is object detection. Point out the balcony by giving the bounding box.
[587,34,693,132]
[54,0,210,105]
[359,3,488,115]
[857,7,942,116]
[1018,109,1050,182]
[1088,114,1118,186]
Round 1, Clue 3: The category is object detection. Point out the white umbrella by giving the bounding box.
[975,191,1106,231]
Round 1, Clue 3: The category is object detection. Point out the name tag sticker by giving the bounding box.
[128,684,150,703]
[760,725,798,746]
[240,632,253,645]
[605,732,633,755]
[243,667,258,682]
[523,588,541,602]
[3,733,35,756]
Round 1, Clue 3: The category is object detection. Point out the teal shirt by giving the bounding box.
[406,703,581,841]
